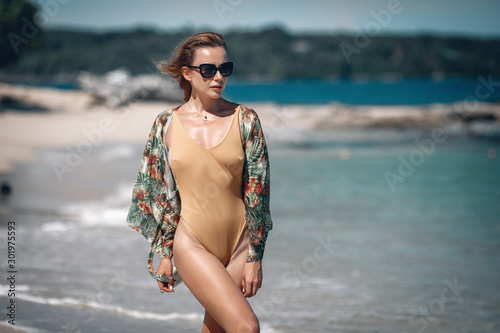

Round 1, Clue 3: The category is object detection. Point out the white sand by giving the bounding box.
[0,84,181,172]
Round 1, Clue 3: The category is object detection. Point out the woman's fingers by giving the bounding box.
[157,280,175,293]
[157,257,175,293]
[243,278,253,297]
[242,275,261,298]
[241,261,263,297]
[241,275,248,296]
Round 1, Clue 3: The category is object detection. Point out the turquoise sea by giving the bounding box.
[224,77,500,105]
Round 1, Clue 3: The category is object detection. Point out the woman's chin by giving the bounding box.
[208,90,224,98]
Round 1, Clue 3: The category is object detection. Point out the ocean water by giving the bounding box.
[17,76,500,105]
[0,129,499,332]
[224,77,500,105]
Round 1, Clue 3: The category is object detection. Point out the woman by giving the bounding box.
[126,32,272,333]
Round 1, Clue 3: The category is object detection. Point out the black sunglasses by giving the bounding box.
[186,62,233,78]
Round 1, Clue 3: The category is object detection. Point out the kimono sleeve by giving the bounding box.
[126,112,177,261]
[242,108,273,262]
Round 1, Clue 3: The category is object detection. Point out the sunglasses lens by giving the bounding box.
[220,62,233,76]
[199,64,217,78]
[197,62,233,78]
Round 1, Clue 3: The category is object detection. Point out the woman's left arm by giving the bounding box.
[242,260,262,298]
[241,107,273,296]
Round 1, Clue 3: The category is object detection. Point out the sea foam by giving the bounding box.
[5,290,203,322]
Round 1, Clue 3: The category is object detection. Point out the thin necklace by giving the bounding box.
[187,100,222,126]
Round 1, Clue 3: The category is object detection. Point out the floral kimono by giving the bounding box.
[126,105,272,282]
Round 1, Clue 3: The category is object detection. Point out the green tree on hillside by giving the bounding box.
[2,26,500,79]
[0,0,42,67]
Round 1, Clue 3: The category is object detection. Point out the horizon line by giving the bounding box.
[43,23,500,40]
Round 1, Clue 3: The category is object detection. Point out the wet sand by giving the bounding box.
[0,322,31,333]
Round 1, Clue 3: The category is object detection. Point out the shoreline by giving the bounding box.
[0,322,31,333]
[1,83,499,173]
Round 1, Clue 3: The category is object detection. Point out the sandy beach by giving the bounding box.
[0,322,30,333]
[1,82,500,173]
[0,83,176,173]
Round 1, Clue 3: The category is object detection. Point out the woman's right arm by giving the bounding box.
[126,110,179,283]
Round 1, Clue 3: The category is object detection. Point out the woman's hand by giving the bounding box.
[157,256,175,293]
[241,260,262,298]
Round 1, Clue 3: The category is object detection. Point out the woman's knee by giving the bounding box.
[234,312,259,333]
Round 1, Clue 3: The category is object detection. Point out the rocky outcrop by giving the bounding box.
[76,68,183,108]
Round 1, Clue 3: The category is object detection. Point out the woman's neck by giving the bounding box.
[188,94,222,115]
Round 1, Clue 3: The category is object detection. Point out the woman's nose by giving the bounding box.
[214,70,223,80]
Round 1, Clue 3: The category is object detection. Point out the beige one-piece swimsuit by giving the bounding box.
[169,107,247,266]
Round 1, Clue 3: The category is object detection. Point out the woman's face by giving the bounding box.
[183,46,229,100]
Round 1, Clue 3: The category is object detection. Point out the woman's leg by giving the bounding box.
[173,219,259,333]
[201,226,255,333]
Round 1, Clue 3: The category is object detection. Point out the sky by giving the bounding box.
[31,0,500,37]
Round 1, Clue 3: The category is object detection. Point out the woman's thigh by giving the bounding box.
[173,218,256,331]
[225,225,250,289]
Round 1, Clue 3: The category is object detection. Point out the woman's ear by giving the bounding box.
[181,66,192,82]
